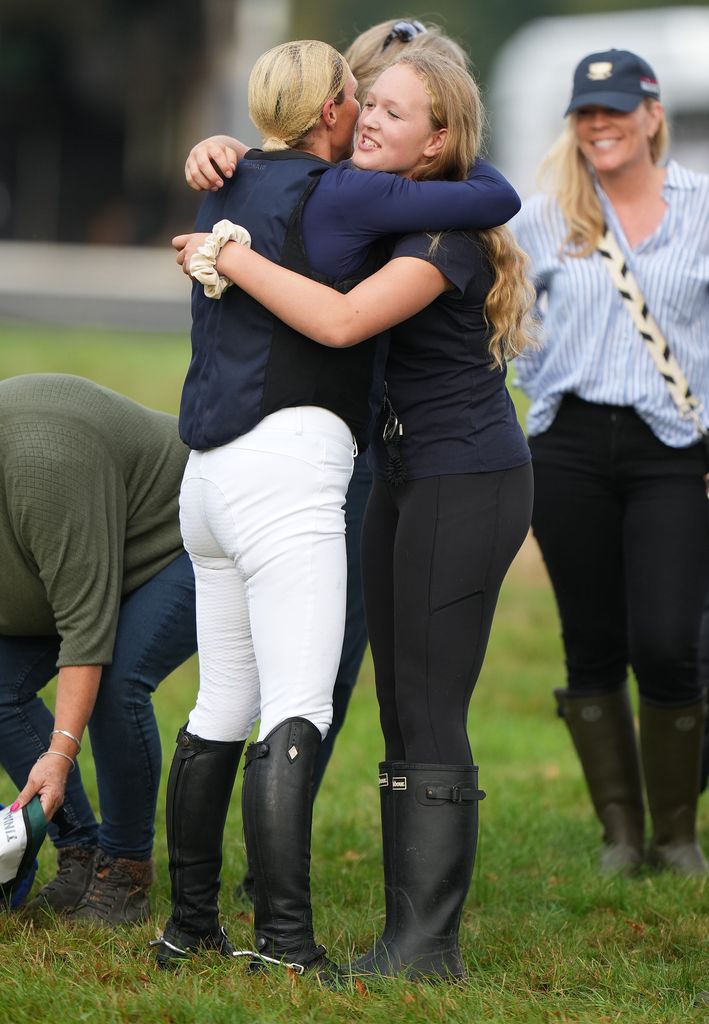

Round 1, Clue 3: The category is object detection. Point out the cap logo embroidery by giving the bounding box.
[639,76,660,94]
[587,62,613,80]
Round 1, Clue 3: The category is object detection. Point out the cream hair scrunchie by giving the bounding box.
[189,219,252,299]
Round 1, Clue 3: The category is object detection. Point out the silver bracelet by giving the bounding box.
[37,750,76,772]
[50,729,82,754]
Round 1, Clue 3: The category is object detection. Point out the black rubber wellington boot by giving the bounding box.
[241,718,344,987]
[151,726,244,969]
[555,687,645,874]
[640,698,708,876]
[352,761,486,982]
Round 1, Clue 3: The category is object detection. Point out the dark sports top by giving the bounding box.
[180,151,384,451]
[368,230,531,480]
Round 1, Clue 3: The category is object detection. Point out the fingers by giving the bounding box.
[12,779,36,812]
[14,760,68,822]
[171,233,210,276]
[185,142,237,192]
[38,790,63,822]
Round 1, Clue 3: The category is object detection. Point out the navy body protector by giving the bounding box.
[179,149,383,452]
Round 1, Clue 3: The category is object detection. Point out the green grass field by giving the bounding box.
[0,326,707,1024]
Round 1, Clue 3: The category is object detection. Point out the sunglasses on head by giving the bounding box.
[381,20,427,52]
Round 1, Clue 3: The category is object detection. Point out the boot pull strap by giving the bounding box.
[422,784,486,804]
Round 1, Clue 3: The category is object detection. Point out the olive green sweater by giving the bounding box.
[0,374,189,666]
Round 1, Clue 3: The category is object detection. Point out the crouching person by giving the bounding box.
[0,374,196,924]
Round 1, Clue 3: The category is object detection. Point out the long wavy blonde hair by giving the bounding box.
[539,99,669,256]
[248,40,348,152]
[393,51,535,367]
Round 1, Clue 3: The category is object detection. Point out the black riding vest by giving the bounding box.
[178,150,383,451]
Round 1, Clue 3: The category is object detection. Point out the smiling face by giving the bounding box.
[351,63,447,177]
[573,101,663,177]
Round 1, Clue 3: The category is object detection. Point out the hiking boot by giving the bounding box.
[67,850,153,925]
[26,845,97,914]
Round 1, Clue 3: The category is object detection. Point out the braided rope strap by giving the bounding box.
[597,225,709,496]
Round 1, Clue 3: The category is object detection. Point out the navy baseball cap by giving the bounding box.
[565,49,660,115]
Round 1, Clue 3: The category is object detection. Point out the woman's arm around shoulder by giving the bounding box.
[185,135,250,192]
[320,158,521,237]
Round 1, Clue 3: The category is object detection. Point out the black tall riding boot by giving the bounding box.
[152,726,244,968]
[241,717,341,983]
[640,698,708,875]
[555,687,645,874]
[353,762,486,981]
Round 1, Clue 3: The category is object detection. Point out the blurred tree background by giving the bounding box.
[293,0,708,85]
[0,0,706,245]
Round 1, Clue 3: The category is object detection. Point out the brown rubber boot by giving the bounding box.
[555,687,645,874]
[639,698,708,876]
[26,845,97,914]
[67,851,154,925]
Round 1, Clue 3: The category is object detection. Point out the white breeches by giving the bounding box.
[179,406,355,742]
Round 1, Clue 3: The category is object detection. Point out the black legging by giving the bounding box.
[361,464,533,763]
[530,395,709,706]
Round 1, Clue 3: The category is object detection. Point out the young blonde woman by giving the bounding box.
[175,50,535,981]
[155,39,520,981]
[513,50,709,877]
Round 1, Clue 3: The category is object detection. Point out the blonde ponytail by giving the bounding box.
[248,41,348,152]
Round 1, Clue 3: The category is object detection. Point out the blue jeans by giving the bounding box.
[0,552,197,860]
[311,453,371,793]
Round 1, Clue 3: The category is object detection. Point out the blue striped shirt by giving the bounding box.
[512,161,709,447]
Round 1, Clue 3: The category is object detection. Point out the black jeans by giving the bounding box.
[361,464,533,763]
[530,395,709,705]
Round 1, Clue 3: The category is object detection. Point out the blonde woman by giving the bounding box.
[175,50,534,981]
[156,39,520,981]
[513,50,709,877]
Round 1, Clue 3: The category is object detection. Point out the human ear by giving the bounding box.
[422,127,448,159]
[322,98,338,127]
[647,101,664,138]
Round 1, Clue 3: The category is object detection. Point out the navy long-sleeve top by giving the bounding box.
[301,159,520,278]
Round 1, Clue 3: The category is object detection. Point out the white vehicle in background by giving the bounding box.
[488,6,709,197]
